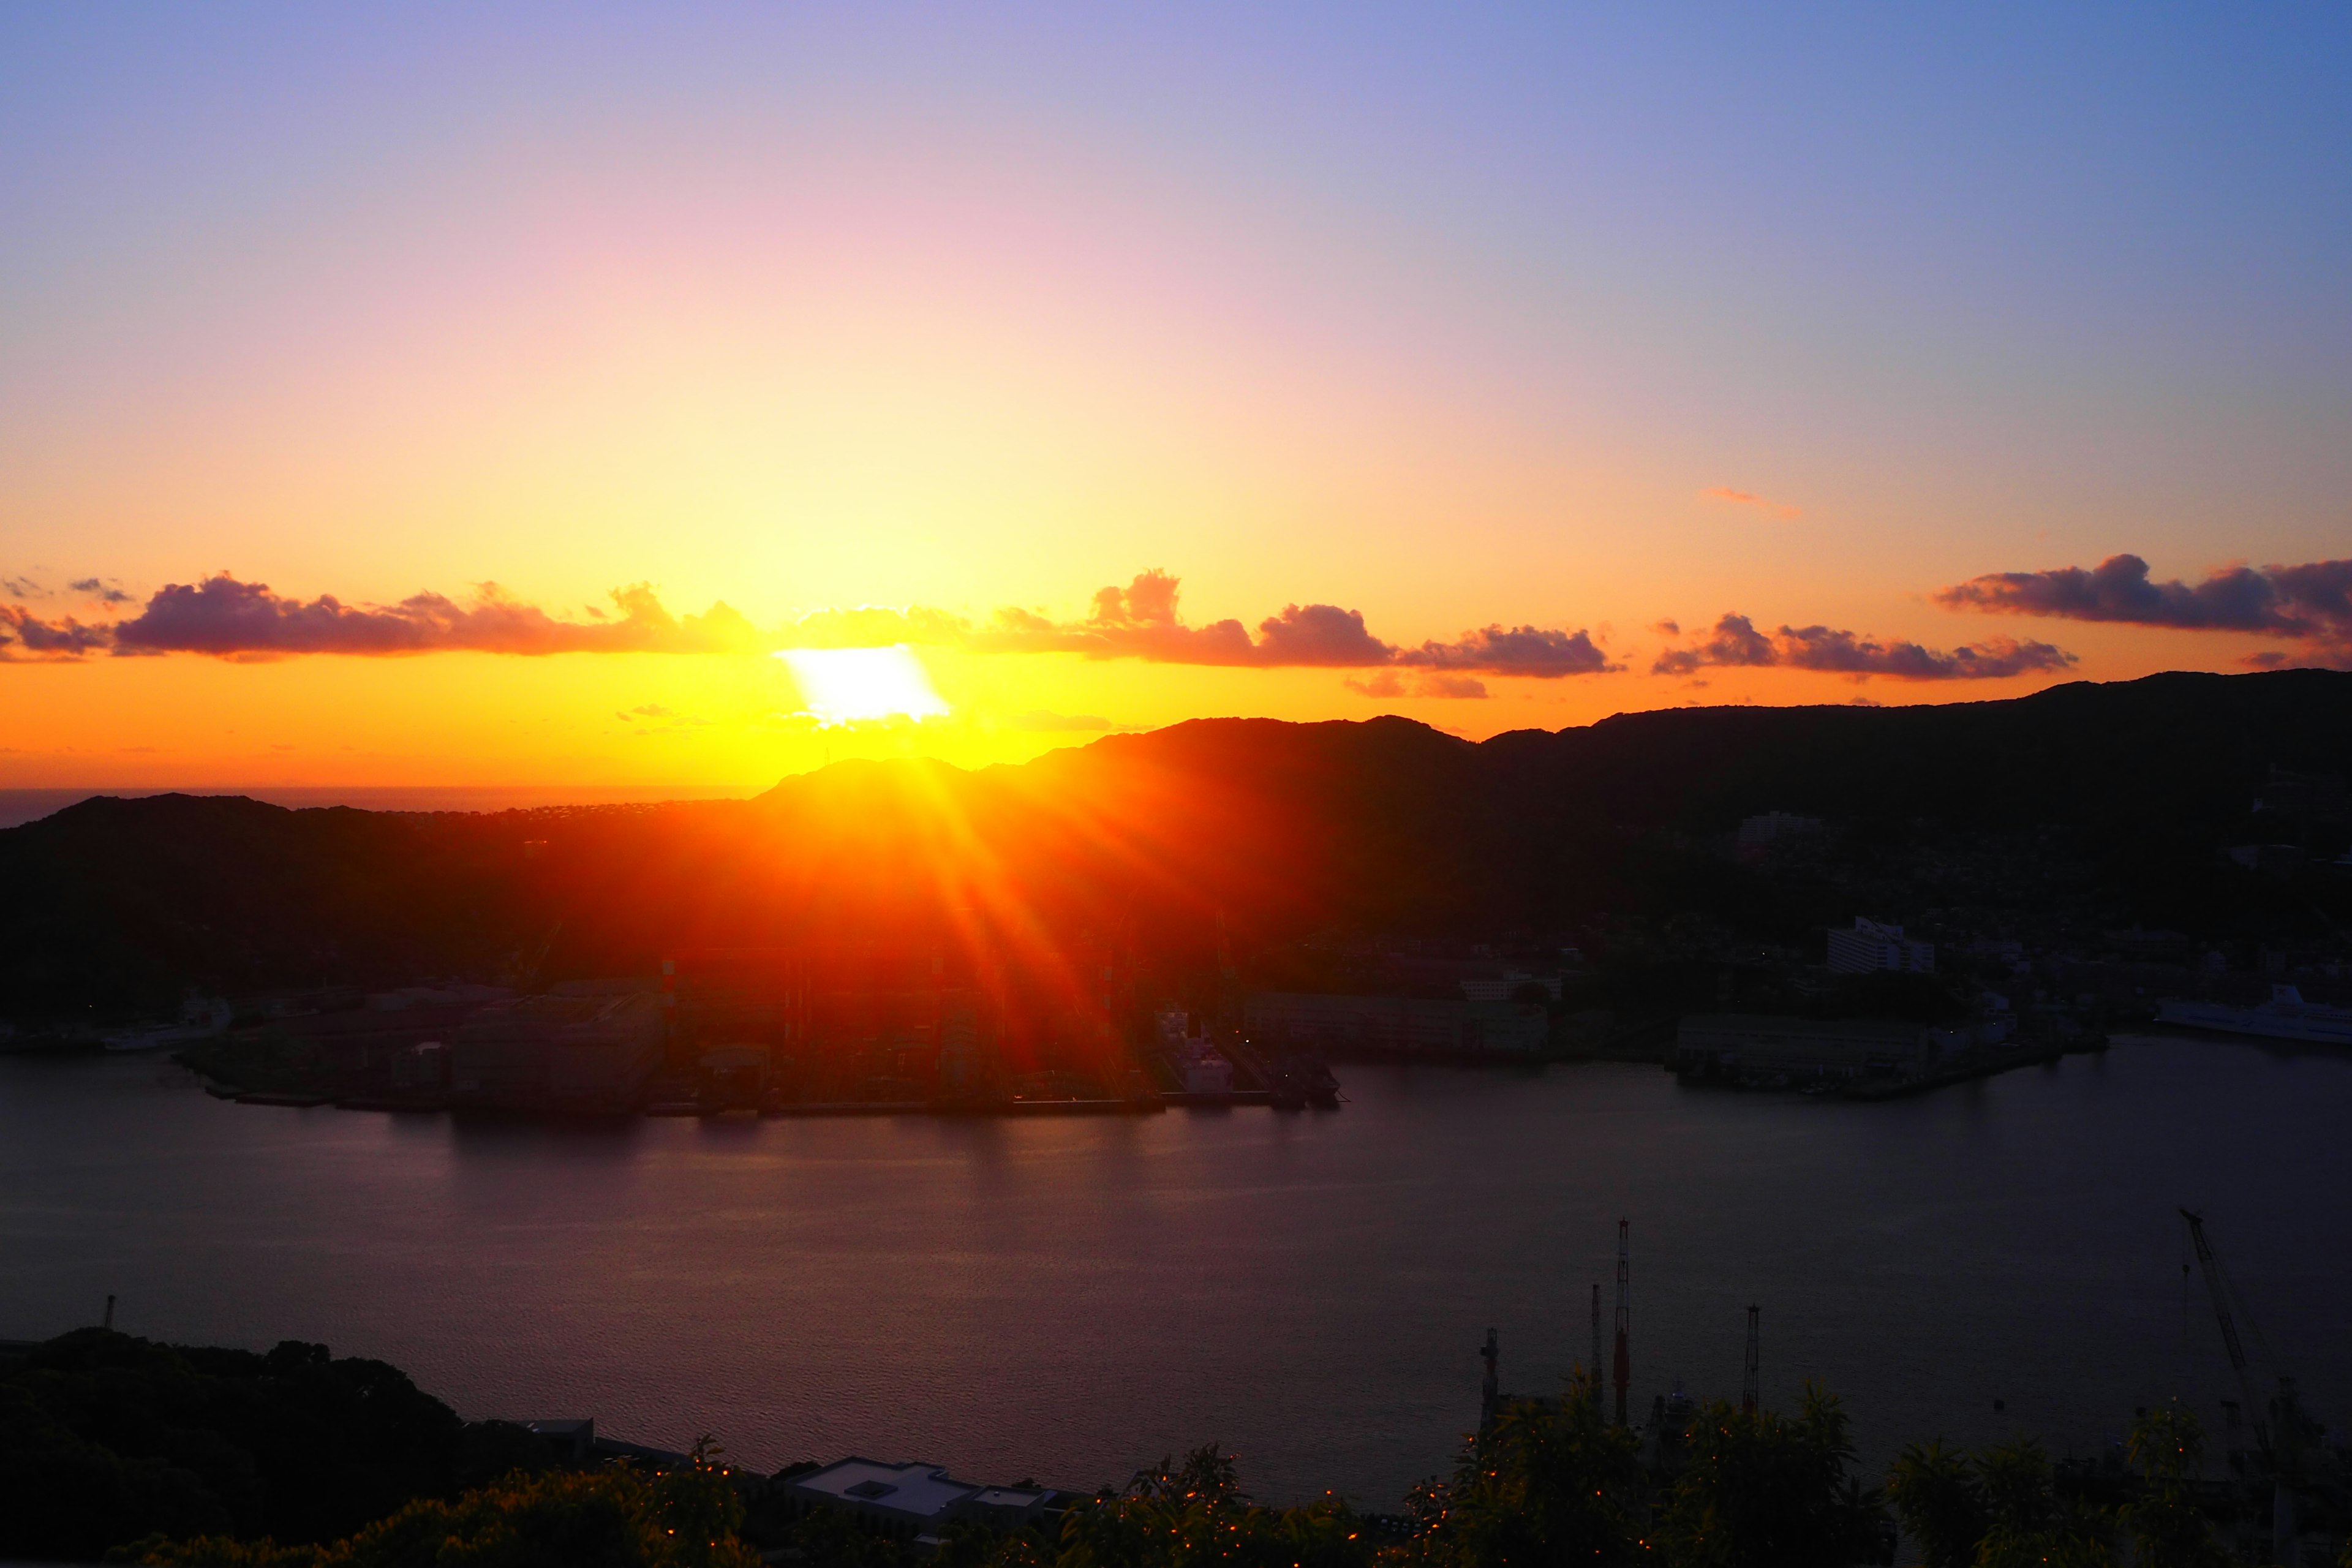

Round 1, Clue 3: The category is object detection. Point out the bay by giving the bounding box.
[2,1037,2345,1504]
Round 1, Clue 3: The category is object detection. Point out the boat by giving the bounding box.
[102,994,232,1054]
[2155,986,2352,1047]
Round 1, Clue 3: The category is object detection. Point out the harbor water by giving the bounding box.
[2,1035,2347,1504]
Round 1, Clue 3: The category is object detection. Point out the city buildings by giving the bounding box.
[1672,1014,1934,1083]
[448,990,666,1113]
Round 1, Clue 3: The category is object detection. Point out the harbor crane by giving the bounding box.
[2178,1208,2345,1563]
[2180,1207,2271,1458]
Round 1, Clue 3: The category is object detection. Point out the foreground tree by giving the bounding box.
[2118,1403,2228,1568]
[0,1330,467,1562]
[1886,1441,1989,1568]
[111,1454,760,1568]
[1656,1385,1888,1568]
[1049,1445,1365,1568]
[1888,1436,2117,1568]
[1970,1439,2112,1568]
[1395,1371,1648,1568]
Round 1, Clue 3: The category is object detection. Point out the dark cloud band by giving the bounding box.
[1652,612,2075,680]
[1937,552,2352,668]
[1937,553,2352,666]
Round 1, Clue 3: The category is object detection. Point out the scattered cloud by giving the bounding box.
[3,576,44,600]
[949,570,1612,676]
[10,565,2122,697]
[1397,624,1619,677]
[106,575,758,657]
[622,703,675,719]
[6,565,1624,679]
[956,570,1381,667]
[1653,612,2076,680]
[1701,487,1803,521]
[1937,552,2352,666]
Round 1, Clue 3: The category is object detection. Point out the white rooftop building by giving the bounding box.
[1826,918,1936,976]
[782,1458,1060,1544]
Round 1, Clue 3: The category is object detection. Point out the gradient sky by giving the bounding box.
[5,5,2349,786]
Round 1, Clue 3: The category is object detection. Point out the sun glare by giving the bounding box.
[778,646,951,725]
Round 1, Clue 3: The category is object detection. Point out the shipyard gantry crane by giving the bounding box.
[2180,1207,2271,1459]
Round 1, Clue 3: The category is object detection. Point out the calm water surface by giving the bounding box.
[3,1038,2347,1504]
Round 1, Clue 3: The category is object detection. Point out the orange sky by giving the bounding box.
[4,9,2346,788]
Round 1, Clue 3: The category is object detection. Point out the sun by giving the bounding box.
[777,646,951,725]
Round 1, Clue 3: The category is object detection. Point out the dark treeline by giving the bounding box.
[7,670,2350,1026]
[1,1330,582,1562]
[1,1333,2299,1568]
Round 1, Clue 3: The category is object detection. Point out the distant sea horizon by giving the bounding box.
[0,785,765,832]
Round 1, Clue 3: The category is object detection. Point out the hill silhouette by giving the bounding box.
[5,669,2348,1026]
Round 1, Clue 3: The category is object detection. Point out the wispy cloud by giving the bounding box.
[1700,486,1803,521]
[1005,709,1118,731]
[1653,612,2075,680]
[1344,669,1491,699]
[1937,552,2352,666]
[69,577,134,605]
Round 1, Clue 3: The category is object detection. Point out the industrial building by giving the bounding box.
[778,1458,1061,1544]
[448,990,665,1112]
[1155,1008,1234,1093]
[1673,1014,1933,1083]
[1245,992,1548,1055]
[1826,916,1936,975]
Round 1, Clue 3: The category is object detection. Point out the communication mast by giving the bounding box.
[1741,1305,1760,1414]
[1612,1219,1630,1427]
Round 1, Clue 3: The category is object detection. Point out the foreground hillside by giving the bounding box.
[4,669,2348,1025]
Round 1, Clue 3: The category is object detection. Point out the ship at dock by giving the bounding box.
[2157,985,2352,1047]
